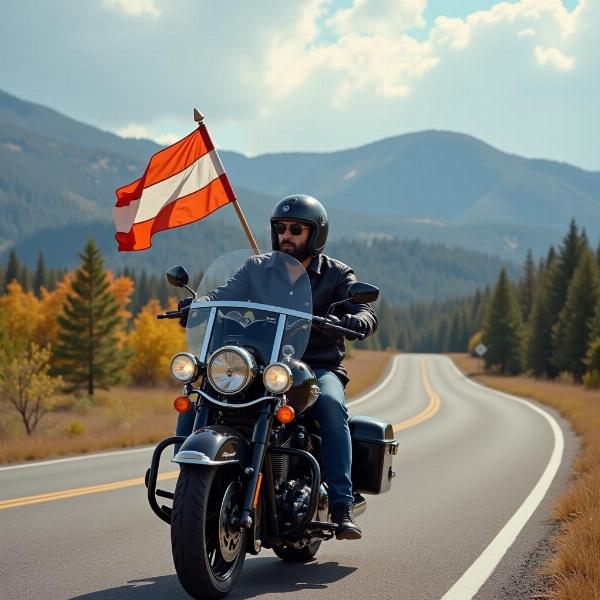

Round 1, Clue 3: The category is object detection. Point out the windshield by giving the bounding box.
[186,249,313,366]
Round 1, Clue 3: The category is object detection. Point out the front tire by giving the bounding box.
[171,466,246,599]
[273,541,321,562]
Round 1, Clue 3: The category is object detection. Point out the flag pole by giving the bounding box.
[194,109,260,255]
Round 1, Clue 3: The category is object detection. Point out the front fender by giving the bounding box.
[173,425,248,467]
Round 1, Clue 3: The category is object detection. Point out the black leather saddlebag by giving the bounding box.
[349,415,398,494]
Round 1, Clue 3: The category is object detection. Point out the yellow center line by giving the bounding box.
[392,357,441,431]
[0,471,179,510]
[2,357,441,510]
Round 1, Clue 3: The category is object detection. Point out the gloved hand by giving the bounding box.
[339,314,369,341]
[178,297,193,328]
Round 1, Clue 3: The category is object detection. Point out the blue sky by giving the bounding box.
[0,1,597,170]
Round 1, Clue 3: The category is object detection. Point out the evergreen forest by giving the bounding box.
[1,217,599,435]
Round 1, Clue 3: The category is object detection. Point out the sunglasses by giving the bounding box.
[273,222,309,236]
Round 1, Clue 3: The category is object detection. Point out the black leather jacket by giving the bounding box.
[199,252,378,386]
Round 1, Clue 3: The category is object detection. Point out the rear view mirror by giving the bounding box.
[166,265,190,288]
[348,282,379,304]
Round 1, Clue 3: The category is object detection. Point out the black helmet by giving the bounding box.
[270,195,329,257]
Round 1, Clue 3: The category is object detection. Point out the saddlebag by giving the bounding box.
[349,416,398,494]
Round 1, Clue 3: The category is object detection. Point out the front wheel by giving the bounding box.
[171,466,246,599]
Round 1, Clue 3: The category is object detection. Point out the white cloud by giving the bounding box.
[115,123,179,146]
[264,0,437,107]
[0,0,597,169]
[103,0,161,19]
[430,16,471,48]
[517,28,536,38]
[327,0,426,36]
[534,45,575,71]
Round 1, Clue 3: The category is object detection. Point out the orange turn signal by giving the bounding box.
[174,395,192,413]
[276,405,295,424]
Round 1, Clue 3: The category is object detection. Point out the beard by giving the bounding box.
[280,239,311,262]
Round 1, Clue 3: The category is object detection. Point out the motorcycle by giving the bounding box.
[145,249,398,599]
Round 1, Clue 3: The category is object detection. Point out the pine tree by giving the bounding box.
[543,221,586,376]
[590,301,600,342]
[134,270,150,313]
[545,246,556,270]
[553,250,600,381]
[518,249,536,323]
[447,310,462,352]
[526,290,553,377]
[33,252,48,297]
[482,269,524,374]
[19,263,31,292]
[4,249,20,292]
[375,300,398,350]
[436,317,449,352]
[53,238,127,395]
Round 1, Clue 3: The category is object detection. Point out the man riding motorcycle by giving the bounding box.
[176,194,378,539]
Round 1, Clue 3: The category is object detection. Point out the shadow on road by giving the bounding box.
[69,556,357,599]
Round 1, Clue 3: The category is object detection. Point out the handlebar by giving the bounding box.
[312,315,366,340]
[157,309,365,340]
[156,310,183,320]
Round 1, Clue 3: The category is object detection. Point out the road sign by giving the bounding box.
[474,343,487,357]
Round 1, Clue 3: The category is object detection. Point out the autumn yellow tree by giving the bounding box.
[128,298,185,386]
[0,343,63,435]
[107,273,135,322]
[0,281,43,357]
[36,273,75,348]
[107,272,135,350]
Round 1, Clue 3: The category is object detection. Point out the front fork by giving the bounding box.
[238,405,273,528]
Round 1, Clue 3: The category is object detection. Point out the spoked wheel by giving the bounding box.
[273,541,321,562]
[171,466,246,599]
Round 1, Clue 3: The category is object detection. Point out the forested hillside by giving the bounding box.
[356,221,600,391]
[2,89,599,261]
[2,220,599,423]
[3,229,515,307]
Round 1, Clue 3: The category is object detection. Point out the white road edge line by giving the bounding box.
[2,355,402,472]
[441,357,565,600]
[347,354,401,408]
[0,446,154,472]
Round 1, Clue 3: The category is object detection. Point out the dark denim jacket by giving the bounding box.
[204,252,378,385]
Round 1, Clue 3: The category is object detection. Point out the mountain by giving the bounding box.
[1,88,598,266]
[0,89,157,161]
[220,131,600,236]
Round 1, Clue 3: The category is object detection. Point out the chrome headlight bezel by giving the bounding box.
[207,346,256,395]
[263,362,293,394]
[170,352,200,383]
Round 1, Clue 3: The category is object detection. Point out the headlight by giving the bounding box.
[207,346,256,395]
[263,363,293,394]
[170,352,199,383]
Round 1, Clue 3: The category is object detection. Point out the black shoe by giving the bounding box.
[331,503,362,540]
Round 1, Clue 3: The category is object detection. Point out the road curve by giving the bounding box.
[0,354,576,600]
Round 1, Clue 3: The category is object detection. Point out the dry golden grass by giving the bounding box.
[450,353,600,600]
[0,349,394,465]
[344,349,395,398]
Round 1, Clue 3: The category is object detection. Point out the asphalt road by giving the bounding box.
[0,355,576,600]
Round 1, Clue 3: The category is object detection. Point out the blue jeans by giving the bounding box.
[311,369,354,508]
[175,368,353,507]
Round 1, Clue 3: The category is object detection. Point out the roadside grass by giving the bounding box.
[0,349,394,465]
[450,353,600,600]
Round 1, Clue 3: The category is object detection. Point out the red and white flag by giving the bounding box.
[113,124,236,251]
